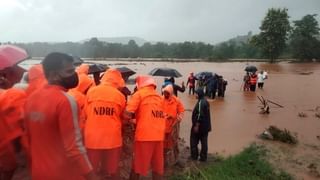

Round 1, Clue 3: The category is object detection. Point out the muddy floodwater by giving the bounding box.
[21,60,320,156]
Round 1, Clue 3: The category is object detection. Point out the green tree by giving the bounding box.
[84,37,104,58]
[212,41,236,60]
[289,14,320,61]
[126,40,140,58]
[251,8,291,63]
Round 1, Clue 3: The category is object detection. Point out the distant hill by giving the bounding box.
[81,36,147,46]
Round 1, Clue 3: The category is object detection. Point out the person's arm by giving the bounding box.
[186,77,190,86]
[122,92,141,123]
[175,84,185,93]
[193,100,204,133]
[176,99,185,122]
[58,93,93,178]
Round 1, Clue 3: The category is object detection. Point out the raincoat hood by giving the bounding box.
[76,64,89,75]
[136,75,156,89]
[100,68,125,88]
[196,88,205,99]
[72,74,93,94]
[28,64,45,82]
[26,64,47,95]
[162,84,173,96]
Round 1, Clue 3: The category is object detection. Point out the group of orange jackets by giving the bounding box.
[0,63,185,178]
[0,64,47,174]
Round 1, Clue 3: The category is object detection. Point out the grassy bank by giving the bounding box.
[170,144,292,180]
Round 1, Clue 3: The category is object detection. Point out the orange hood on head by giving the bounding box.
[72,74,93,94]
[162,84,173,96]
[28,64,45,82]
[76,64,89,75]
[136,75,156,89]
[100,68,125,88]
[26,64,47,95]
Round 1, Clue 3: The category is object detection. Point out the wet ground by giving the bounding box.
[19,60,320,179]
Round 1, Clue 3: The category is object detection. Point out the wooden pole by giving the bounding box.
[267,100,284,108]
[257,96,263,104]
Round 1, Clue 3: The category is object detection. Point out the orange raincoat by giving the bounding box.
[0,88,26,171]
[68,74,93,130]
[126,75,166,141]
[76,64,89,75]
[162,85,184,149]
[25,85,92,179]
[25,64,47,95]
[85,69,126,149]
[162,85,184,133]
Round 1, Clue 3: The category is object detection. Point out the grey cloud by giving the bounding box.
[1,0,319,43]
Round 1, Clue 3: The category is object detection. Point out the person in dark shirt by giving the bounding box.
[204,75,218,99]
[169,77,185,97]
[190,88,211,161]
[217,76,228,97]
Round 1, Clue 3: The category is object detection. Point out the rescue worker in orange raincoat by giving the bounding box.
[68,70,94,131]
[84,68,126,179]
[123,75,166,180]
[0,65,27,180]
[25,64,47,95]
[162,84,184,166]
[76,64,90,75]
[250,72,258,92]
[24,52,97,180]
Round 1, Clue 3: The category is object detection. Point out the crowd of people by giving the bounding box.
[243,71,268,92]
[187,72,228,99]
[0,51,212,180]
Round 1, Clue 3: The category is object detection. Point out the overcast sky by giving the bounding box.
[1,0,319,44]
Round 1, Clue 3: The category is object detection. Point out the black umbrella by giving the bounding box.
[88,63,108,74]
[149,67,182,78]
[116,66,136,77]
[195,71,215,80]
[71,55,84,66]
[245,65,258,72]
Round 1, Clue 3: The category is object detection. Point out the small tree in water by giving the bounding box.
[251,8,291,63]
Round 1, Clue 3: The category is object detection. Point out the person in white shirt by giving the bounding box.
[257,71,265,89]
[263,70,268,79]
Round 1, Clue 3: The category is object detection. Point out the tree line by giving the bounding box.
[2,9,320,62]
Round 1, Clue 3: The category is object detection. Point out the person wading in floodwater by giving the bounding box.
[186,72,197,95]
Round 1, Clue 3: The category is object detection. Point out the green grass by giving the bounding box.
[170,144,292,180]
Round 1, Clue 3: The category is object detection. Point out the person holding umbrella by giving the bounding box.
[0,81,26,180]
[243,72,250,91]
[244,65,258,92]
[149,67,185,97]
[0,45,28,179]
[250,72,258,92]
